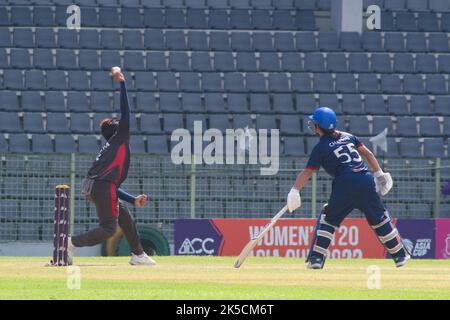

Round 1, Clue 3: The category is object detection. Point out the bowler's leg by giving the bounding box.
[118,201,144,255]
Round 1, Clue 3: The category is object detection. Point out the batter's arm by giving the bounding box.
[357,144,381,173]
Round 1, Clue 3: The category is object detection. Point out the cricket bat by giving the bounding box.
[234,205,288,268]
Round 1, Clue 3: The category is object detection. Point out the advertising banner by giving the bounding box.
[395,219,435,259]
[175,218,386,258]
[435,218,450,259]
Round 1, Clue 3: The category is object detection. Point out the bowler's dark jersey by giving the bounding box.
[87,82,131,186]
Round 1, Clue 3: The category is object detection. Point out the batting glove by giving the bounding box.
[374,170,393,196]
[287,188,301,213]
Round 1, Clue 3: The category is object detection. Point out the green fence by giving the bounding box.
[1,153,449,244]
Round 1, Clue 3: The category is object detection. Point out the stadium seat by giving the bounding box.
[0,28,11,47]
[44,91,66,112]
[123,30,144,50]
[135,92,157,113]
[393,53,414,73]
[415,54,437,73]
[144,30,165,50]
[341,94,363,114]
[202,73,222,92]
[3,70,24,90]
[429,34,450,53]
[57,29,78,49]
[46,113,71,134]
[362,32,383,52]
[33,48,54,69]
[291,73,312,93]
[319,94,340,112]
[348,53,370,73]
[231,32,252,51]
[246,73,267,92]
[79,29,99,49]
[434,96,450,116]
[134,72,156,91]
[347,116,370,136]
[180,72,201,92]
[191,52,211,72]
[0,112,20,133]
[253,33,274,52]
[68,71,89,91]
[159,92,182,112]
[233,114,254,129]
[204,93,226,113]
[186,9,208,28]
[410,95,433,115]
[168,52,190,71]
[304,53,326,72]
[381,74,402,94]
[335,74,357,94]
[423,138,445,158]
[296,93,316,114]
[123,51,145,71]
[397,117,418,136]
[384,33,406,52]
[224,73,246,92]
[296,32,317,51]
[268,73,289,93]
[0,7,9,26]
[157,72,178,91]
[281,53,303,72]
[403,74,425,94]
[54,135,76,153]
[35,28,56,48]
[187,31,208,51]
[438,55,450,73]
[98,7,120,27]
[121,7,143,28]
[78,135,99,153]
[0,91,19,111]
[425,75,447,94]
[396,12,418,31]
[387,96,409,115]
[364,95,386,115]
[284,137,305,156]
[274,33,295,52]
[230,9,252,29]
[9,134,30,152]
[166,8,187,28]
[272,11,295,30]
[214,52,235,72]
[147,135,168,154]
[273,94,295,114]
[318,32,339,51]
[163,113,184,133]
[78,50,99,70]
[260,52,281,72]
[252,10,272,30]
[227,93,248,112]
[143,8,165,28]
[31,134,53,153]
[70,114,91,134]
[406,33,427,52]
[21,92,43,112]
[55,49,77,69]
[419,117,441,136]
[279,114,302,135]
[13,29,34,48]
[182,93,203,112]
[46,70,67,90]
[10,49,31,69]
[340,32,362,51]
[250,94,271,113]
[399,138,422,158]
[209,31,230,51]
[371,53,392,73]
[372,116,394,135]
[90,71,113,91]
[77,6,99,27]
[67,92,89,112]
[208,9,230,29]
[11,7,33,26]
[358,74,379,94]
[208,114,230,131]
[25,70,46,90]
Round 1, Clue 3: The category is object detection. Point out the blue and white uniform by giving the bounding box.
[306,132,384,226]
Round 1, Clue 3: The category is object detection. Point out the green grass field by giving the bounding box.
[0,256,449,300]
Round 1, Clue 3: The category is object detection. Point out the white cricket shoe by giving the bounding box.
[129,252,156,266]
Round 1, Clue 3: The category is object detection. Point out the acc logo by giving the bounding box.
[178,238,215,255]
[404,238,432,257]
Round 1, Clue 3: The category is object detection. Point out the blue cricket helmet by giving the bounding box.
[308,107,337,131]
